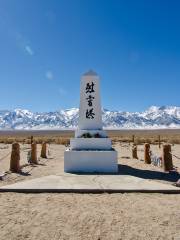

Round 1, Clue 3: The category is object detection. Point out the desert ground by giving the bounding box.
[0,131,180,240]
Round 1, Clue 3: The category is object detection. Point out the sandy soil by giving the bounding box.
[0,193,180,240]
[0,143,180,239]
[0,142,179,187]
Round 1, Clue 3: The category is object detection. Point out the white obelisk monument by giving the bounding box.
[64,70,118,173]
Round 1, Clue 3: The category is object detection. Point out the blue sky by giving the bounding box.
[0,0,180,112]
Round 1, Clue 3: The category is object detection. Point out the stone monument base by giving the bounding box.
[70,138,112,150]
[64,149,118,173]
[75,129,107,138]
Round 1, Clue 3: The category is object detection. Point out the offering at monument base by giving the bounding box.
[64,70,118,173]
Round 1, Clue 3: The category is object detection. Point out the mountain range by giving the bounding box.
[0,106,180,129]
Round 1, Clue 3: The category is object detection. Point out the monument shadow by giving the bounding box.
[118,164,180,183]
[75,164,179,183]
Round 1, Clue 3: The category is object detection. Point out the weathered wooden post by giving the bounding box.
[144,143,151,164]
[41,142,47,158]
[10,142,20,172]
[31,142,38,164]
[132,144,138,159]
[162,144,173,172]
[132,135,135,143]
[158,135,161,149]
[30,136,34,144]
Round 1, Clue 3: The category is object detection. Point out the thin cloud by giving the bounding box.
[25,45,34,56]
[0,9,34,57]
[15,33,34,56]
[58,87,67,96]
[45,71,54,80]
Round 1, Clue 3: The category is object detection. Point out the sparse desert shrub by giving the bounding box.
[5,138,16,144]
[55,138,70,145]
[0,131,179,146]
[168,138,180,144]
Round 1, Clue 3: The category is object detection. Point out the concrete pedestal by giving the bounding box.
[70,138,112,150]
[75,129,107,138]
[64,149,118,173]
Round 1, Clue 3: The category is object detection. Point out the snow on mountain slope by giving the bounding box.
[0,106,180,129]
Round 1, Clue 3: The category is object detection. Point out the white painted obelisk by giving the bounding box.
[64,70,118,173]
[78,70,102,130]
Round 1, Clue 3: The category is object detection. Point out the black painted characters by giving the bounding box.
[85,82,95,119]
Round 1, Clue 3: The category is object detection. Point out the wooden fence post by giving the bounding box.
[162,144,173,172]
[158,135,161,149]
[41,142,47,158]
[132,135,135,143]
[30,136,34,144]
[132,144,138,159]
[144,143,151,164]
[31,142,38,164]
[10,142,20,172]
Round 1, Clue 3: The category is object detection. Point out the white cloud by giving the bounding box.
[15,33,34,56]
[25,45,34,56]
[0,11,34,57]
[45,71,54,80]
[58,87,66,96]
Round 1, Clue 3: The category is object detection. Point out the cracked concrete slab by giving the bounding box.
[0,174,180,193]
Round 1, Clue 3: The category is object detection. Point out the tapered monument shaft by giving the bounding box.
[78,70,103,130]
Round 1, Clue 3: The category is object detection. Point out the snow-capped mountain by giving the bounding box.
[0,106,180,129]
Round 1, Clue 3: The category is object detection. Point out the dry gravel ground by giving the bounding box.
[0,142,180,240]
[0,193,180,240]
